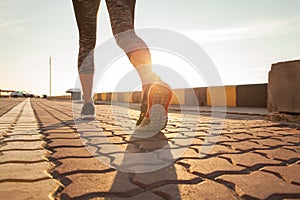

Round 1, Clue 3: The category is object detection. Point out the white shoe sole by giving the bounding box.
[80,115,96,120]
[133,104,167,138]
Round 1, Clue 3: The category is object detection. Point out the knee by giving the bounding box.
[114,30,148,55]
[78,42,95,74]
[79,35,96,52]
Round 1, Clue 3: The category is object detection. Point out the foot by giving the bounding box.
[134,82,172,137]
[81,102,96,120]
[136,84,152,126]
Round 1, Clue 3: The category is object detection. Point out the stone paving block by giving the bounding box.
[266,127,295,131]
[0,150,47,163]
[50,147,94,159]
[0,127,9,132]
[226,128,250,134]
[262,163,300,184]
[279,135,300,144]
[127,135,169,152]
[87,136,128,152]
[0,124,12,129]
[225,133,257,141]
[60,173,142,199]
[13,126,38,130]
[131,164,200,186]
[15,117,36,121]
[3,134,41,141]
[0,141,44,151]
[199,144,239,157]
[154,180,240,200]
[46,133,79,139]
[0,131,10,137]
[43,129,76,134]
[250,131,275,138]
[222,140,262,151]
[253,138,291,147]
[291,146,300,153]
[108,191,164,200]
[0,162,52,180]
[0,117,18,122]
[0,179,59,200]
[275,130,300,136]
[182,157,245,178]
[164,126,192,133]
[112,130,131,137]
[221,152,281,168]
[47,138,85,148]
[41,125,72,132]
[5,129,39,136]
[218,171,300,199]
[254,148,300,161]
[8,128,37,134]
[251,127,273,132]
[178,148,200,158]
[53,157,111,175]
[39,121,63,126]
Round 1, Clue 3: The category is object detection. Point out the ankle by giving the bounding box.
[141,72,162,85]
[83,98,93,104]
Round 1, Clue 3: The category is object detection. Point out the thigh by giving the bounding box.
[127,0,136,20]
[72,0,100,35]
[106,0,136,35]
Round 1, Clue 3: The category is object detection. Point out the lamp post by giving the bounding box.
[49,55,52,96]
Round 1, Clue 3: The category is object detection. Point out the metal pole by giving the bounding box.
[49,55,52,96]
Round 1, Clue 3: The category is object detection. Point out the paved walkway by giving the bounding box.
[1,98,300,199]
[0,99,60,199]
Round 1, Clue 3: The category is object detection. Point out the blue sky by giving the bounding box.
[1,0,300,95]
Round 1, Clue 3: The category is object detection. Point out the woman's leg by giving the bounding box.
[106,0,172,132]
[105,0,160,85]
[72,0,100,104]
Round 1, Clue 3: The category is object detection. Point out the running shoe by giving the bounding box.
[134,82,172,137]
[81,102,96,120]
[136,84,151,126]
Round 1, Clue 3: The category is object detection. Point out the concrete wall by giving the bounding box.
[268,60,300,113]
[49,84,270,108]
[92,84,266,107]
[184,87,207,106]
[47,95,71,100]
[236,84,267,107]
[170,89,185,105]
[207,86,236,107]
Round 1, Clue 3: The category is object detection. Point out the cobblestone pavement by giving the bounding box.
[0,99,60,200]
[1,98,300,200]
[0,98,24,116]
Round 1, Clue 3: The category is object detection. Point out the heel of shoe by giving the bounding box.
[146,84,173,117]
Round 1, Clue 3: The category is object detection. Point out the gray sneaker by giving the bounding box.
[133,83,172,137]
[81,102,95,120]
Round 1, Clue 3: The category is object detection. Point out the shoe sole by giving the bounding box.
[133,84,172,137]
[81,115,96,120]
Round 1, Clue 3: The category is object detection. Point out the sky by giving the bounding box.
[0,0,300,96]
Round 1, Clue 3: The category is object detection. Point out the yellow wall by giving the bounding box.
[93,85,237,107]
[101,93,106,101]
[170,89,185,105]
[93,93,100,101]
[48,95,71,100]
[207,86,236,107]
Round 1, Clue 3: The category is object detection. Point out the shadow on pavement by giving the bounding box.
[108,132,181,199]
